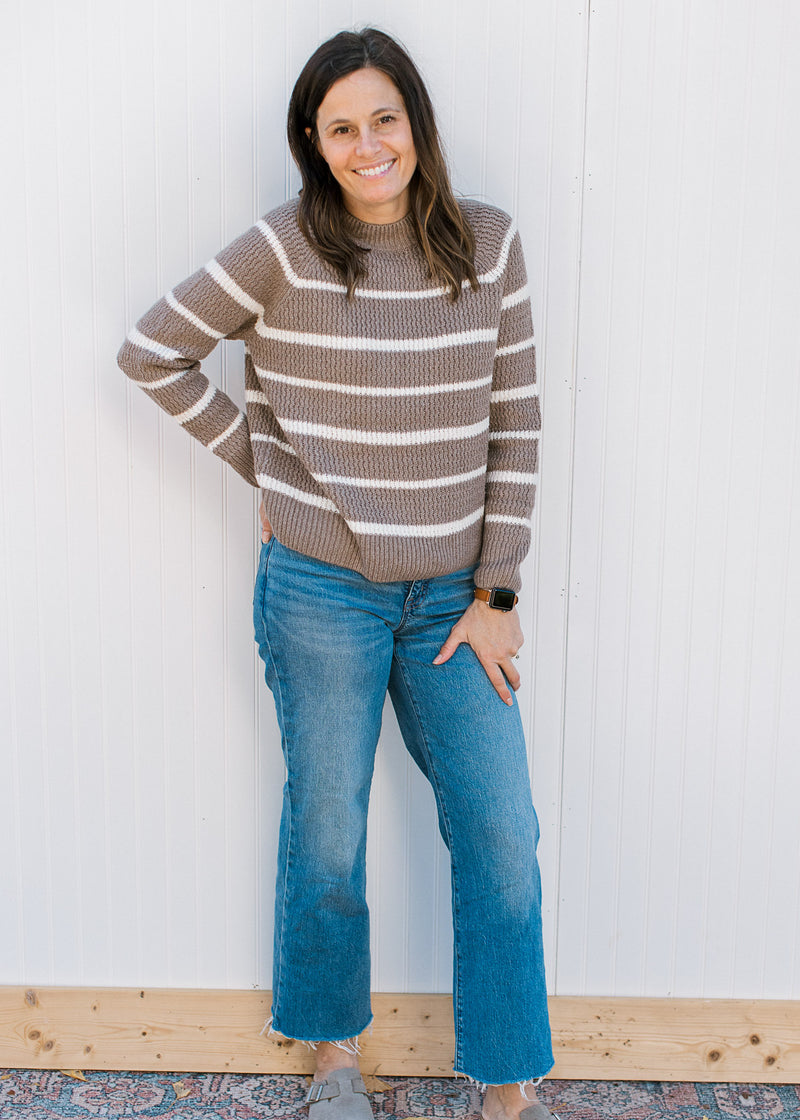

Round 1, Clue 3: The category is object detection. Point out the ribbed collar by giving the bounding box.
[342,208,417,252]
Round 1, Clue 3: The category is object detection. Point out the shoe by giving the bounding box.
[520,1104,561,1120]
[305,1067,374,1120]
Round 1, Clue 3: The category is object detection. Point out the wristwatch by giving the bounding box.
[474,587,518,612]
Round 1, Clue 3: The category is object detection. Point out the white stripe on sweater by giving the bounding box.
[165,291,225,339]
[276,416,489,446]
[484,513,532,528]
[252,364,492,397]
[133,367,189,390]
[174,384,216,426]
[256,221,345,294]
[249,432,297,456]
[489,429,539,441]
[479,224,517,284]
[246,389,272,408]
[254,478,485,538]
[257,477,339,514]
[486,471,539,484]
[348,506,484,538]
[501,284,530,311]
[312,465,486,490]
[355,283,451,300]
[205,258,264,316]
[495,336,535,357]
[127,327,183,361]
[490,384,538,403]
[208,410,245,451]
[255,323,498,352]
[256,219,517,297]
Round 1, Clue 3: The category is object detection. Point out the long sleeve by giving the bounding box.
[116,223,287,487]
[474,229,540,593]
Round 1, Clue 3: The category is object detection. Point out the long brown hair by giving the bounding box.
[287,28,478,301]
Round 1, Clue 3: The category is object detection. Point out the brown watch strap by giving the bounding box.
[474,587,519,609]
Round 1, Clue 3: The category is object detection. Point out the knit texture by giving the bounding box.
[117,197,540,591]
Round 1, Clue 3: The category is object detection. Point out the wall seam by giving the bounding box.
[553,0,592,993]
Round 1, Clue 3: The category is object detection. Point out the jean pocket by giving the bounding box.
[253,535,276,646]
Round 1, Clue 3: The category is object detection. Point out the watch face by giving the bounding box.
[491,588,517,611]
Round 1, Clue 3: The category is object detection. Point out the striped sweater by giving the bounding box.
[117,197,540,592]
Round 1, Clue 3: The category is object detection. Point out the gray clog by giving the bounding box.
[305,1067,373,1120]
[520,1103,561,1120]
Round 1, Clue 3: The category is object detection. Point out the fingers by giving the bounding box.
[432,626,466,665]
[483,659,515,706]
[259,497,273,543]
[500,658,522,692]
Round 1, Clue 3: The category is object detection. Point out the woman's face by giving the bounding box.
[310,67,418,224]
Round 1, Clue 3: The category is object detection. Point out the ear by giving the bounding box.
[306,125,327,166]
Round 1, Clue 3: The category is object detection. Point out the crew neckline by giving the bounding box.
[342,208,417,251]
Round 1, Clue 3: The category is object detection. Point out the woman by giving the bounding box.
[117,27,555,1120]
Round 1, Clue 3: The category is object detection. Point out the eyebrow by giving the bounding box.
[321,106,405,129]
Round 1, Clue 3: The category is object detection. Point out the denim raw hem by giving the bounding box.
[259,1013,374,1054]
[453,1059,555,1097]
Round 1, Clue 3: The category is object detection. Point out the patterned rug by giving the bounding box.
[1,1070,799,1119]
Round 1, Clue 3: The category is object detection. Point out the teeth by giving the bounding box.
[354,160,394,177]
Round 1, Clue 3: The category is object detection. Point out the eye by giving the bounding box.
[378,115,396,125]
[332,125,351,135]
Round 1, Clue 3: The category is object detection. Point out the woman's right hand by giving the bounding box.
[259,494,273,543]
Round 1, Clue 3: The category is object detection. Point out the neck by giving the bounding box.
[344,201,410,225]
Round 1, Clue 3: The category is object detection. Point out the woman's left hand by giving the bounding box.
[432,598,524,705]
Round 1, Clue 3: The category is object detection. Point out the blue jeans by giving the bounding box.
[253,536,553,1086]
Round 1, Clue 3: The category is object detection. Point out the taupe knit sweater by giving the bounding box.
[117,198,540,592]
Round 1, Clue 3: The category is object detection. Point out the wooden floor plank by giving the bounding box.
[1,988,798,1082]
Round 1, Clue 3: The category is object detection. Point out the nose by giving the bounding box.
[354,127,381,158]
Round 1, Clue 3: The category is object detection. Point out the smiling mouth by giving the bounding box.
[353,159,396,178]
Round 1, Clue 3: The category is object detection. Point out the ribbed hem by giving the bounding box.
[342,208,417,251]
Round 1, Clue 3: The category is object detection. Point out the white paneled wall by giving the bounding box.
[1,0,798,1001]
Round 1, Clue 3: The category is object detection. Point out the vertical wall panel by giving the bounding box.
[520,0,589,990]
[2,0,799,1007]
[0,0,34,987]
